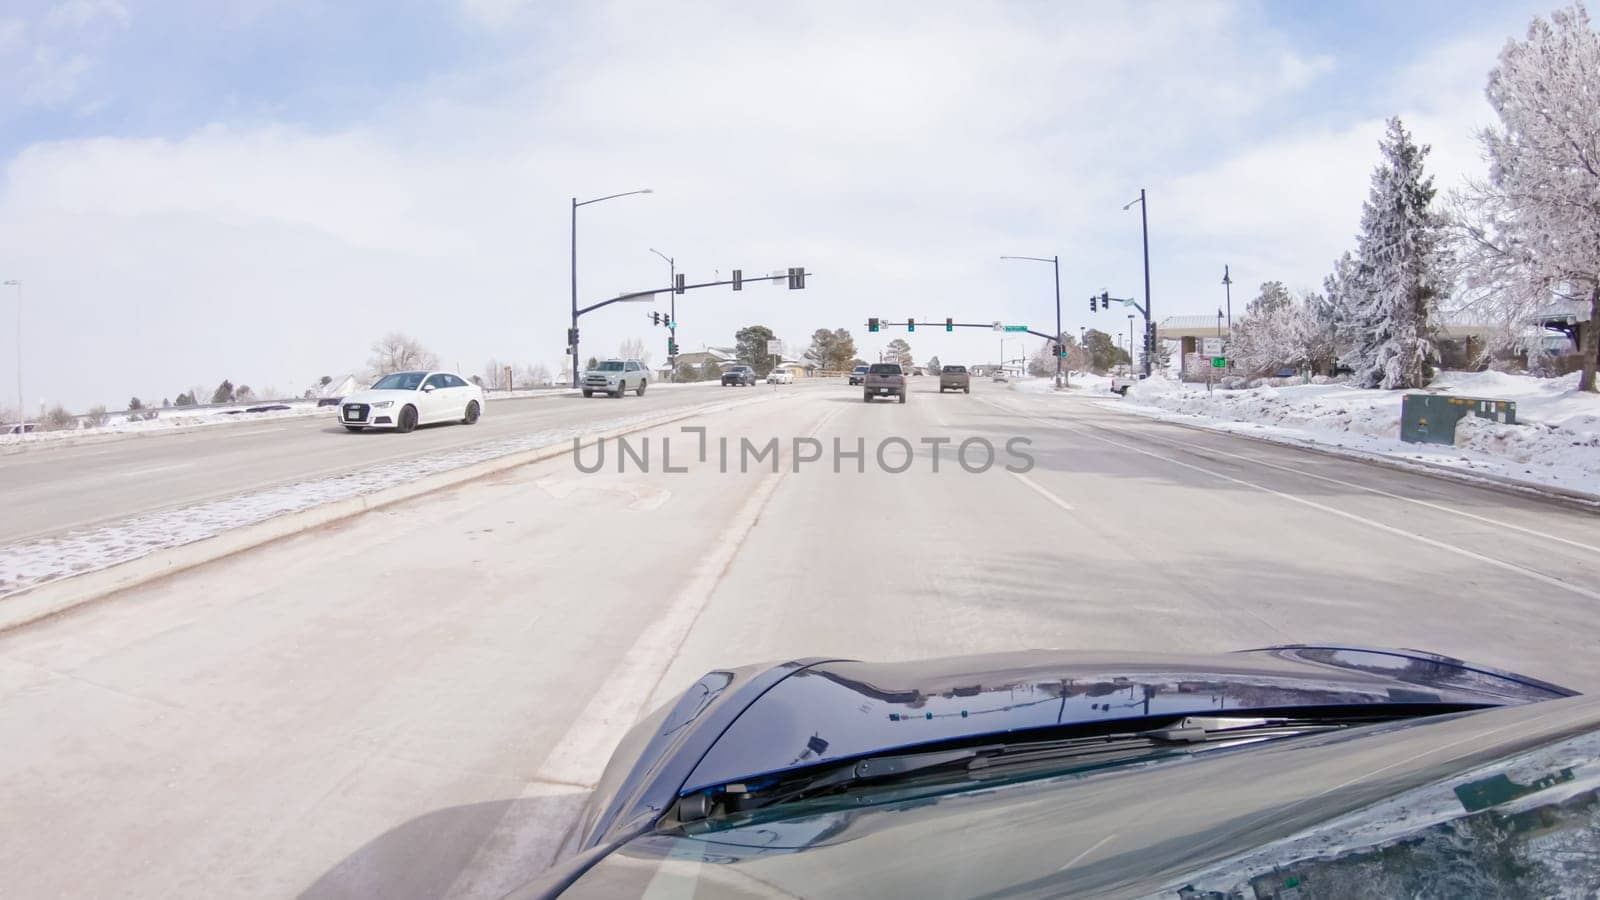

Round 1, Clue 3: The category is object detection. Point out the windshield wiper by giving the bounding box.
[676,717,1356,824]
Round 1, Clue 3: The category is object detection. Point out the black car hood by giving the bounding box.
[536,646,1573,896]
[680,646,1572,793]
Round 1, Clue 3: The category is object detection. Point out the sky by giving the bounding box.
[0,0,1572,411]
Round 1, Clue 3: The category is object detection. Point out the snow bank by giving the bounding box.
[2,403,329,448]
[1010,373,1114,394]
[1115,371,1600,497]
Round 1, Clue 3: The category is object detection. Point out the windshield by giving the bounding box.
[11,3,1599,898]
[370,372,425,390]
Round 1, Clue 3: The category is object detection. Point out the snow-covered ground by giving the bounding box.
[1112,371,1600,498]
[1009,372,1115,394]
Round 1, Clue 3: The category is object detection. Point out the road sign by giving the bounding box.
[1003,324,1028,332]
[766,339,783,355]
[1212,357,1227,368]
[1202,337,1225,357]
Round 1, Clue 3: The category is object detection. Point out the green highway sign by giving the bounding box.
[1003,324,1028,332]
[1212,357,1227,368]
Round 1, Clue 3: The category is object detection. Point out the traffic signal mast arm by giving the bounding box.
[869,321,1059,342]
[576,269,808,318]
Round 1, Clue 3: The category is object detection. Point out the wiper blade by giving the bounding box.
[683,717,1348,823]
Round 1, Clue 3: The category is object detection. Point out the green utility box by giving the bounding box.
[1400,394,1517,445]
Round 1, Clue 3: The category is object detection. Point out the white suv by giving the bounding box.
[583,359,649,398]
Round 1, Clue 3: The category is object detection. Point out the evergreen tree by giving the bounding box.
[1338,117,1449,389]
[211,380,235,404]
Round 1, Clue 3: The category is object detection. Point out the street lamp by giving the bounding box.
[1221,264,1233,334]
[648,248,675,381]
[2,280,18,424]
[570,188,653,387]
[999,254,1065,387]
[1122,189,1152,377]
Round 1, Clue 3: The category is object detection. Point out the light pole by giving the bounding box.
[570,188,653,387]
[2,280,18,424]
[1122,189,1152,377]
[1000,254,1065,387]
[649,248,675,381]
[1221,264,1233,335]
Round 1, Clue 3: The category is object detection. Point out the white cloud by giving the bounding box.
[20,46,94,107]
[43,0,130,31]
[0,1,1514,408]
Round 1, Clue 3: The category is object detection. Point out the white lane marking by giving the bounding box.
[984,397,1600,604]
[1112,418,1600,557]
[106,462,195,479]
[1012,471,1075,511]
[451,402,843,894]
[210,427,293,440]
[1057,832,1117,872]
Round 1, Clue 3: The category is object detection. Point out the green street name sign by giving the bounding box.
[1003,324,1028,332]
[1212,357,1227,368]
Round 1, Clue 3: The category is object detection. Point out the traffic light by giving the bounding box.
[1101,291,1111,309]
[907,318,915,333]
[787,266,806,289]
[732,269,742,291]
[1089,295,1098,312]
[567,327,578,346]
[668,339,677,355]
[868,317,880,332]
[945,317,953,332]
[650,311,660,326]
[675,273,686,294]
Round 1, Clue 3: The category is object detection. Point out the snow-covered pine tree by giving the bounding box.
[1340,117,1450,389]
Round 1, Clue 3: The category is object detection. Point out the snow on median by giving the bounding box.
[0,397,760,599]
[1108,371,1600,497]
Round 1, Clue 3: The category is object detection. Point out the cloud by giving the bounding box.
[0,0,1513,409]
[43,0,130,31]
[19,46,94,107]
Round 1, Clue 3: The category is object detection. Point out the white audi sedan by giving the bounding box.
[338,370,484,433]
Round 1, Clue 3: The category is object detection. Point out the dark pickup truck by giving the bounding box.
[939,365,970,393]
[863,363,907,403]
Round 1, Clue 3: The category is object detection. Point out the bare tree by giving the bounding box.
[515,363,553,388]
[367,332,440,376]
[617,337,651,366]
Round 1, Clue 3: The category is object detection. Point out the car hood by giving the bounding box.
[340,388,423,405]
[556,647,1572,861]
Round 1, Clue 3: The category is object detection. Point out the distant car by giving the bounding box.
[863,363,906,403]
[338,370,484,433]
[938,365,970,394]
[722,365,757,387]
[766,370,794,384]
[4,422,37,435]
[848,365,869,385]
[583,359,648,398]
[992,372,1009,382]
[525,646,1587,899]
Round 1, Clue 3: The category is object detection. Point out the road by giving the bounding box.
[1,376,1597,898]
[0,384,738,545]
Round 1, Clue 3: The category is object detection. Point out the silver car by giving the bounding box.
[583,359,648,398]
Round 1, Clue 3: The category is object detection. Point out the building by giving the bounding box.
[657,346,737,380]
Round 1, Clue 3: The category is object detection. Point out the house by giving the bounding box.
[772,356,818,378]
[657,346,738,380]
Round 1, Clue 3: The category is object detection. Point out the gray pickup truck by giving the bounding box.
[862,363,907,403]
[938,364,970,393]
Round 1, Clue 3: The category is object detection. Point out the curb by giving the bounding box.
[1106,402,1600,513]
[0,396,764,634]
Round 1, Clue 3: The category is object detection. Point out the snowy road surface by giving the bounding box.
[1,378,1597,898]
